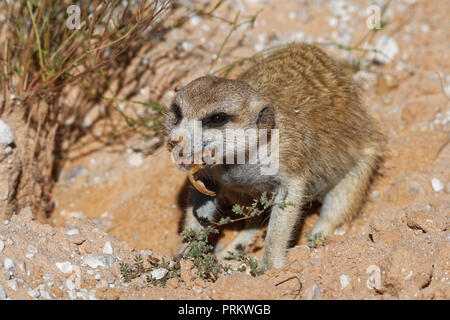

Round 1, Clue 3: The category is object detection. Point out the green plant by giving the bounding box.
[305,233,327,248]
[119,254,181,287]
[0,0,171,219]
[119,192,293,286]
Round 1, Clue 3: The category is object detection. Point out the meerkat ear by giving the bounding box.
[249,96,275,129]
[256,104,276,130]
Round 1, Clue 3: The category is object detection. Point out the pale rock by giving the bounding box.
[431,178,444,192]
[102,241,113,255]
[56,262,73,274]
[28,287,40,298]
[150,268,168,280]
[340,274,350,289]
[0,120,14,146]
[0,284,6,299]
[83,254,116,269]
[374,36,399,64]
[127,152,143,167]
[67,227,80,236]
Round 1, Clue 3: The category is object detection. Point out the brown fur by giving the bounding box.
[166,43,385,270]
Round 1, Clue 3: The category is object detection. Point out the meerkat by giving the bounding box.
[165,43,384,270]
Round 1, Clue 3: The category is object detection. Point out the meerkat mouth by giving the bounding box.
[167,135,217,196]
[187,148,217,197]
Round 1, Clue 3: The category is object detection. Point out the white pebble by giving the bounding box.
[4,257,15,272]
[127,152,143,167]
[40,289,55,300]
[28,287,40,298]
[0,284,6,299]
[0,120,14,146]
[404,270,413,280]
[340,274,350,289]
[375,36,399,64]
[366,265,382,290]
[328,17,338,28]
[67,228,80,236]
[0,240,4,254]
[189,15,202,26]
[150,268,168,280]
[7,279,18,291]
[431,178,444,192]
[56,262,73,274]
[181,41,195,52]
[69,212,85,219]
[83,254,116,269]
[83,255,105,269]
[65,278,76,290]
[139,249,153,256]
[103,241,113,255]
[26,245,38,258]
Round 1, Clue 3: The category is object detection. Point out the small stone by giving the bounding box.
[28,287,40,299]
[83,255,105,269]
[56,262,73,274]
[139,249,153,256]
[7,279,18,291]
[64,165,86,182]
[4,257,16,273]
[40,289,55,300]
[189,15,202,26]
[431,178,444,192]
[368,190,380,201]
[192,286,203,295]
[89,290,97,300]
[377,73,398,93]
[150,268,168,280]
[83,254,116,269]
[181,41,195,52]
[67,227,80,236]
[0,284,6,299]
[103,241,113,255]
[127,152,143,167]
[309,283,321,300]
[374,36,399,64]
[0,120,14,146]
[340,274,350,289]
[28,245,38,254]
[0,240,4,254]
[65,278,76,291]
[366,265,382,290]
[69,212,85,219]
[26,245,38,258]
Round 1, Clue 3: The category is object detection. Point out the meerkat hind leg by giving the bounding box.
[311,149,379,238]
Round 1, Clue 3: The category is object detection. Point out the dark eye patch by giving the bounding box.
[171,103,182,121]
[202,112,234,128]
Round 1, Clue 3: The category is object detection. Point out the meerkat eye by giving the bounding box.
[203,112,232,127]
[171,103,182,121]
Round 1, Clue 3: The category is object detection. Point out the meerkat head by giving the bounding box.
[165,76,276,171]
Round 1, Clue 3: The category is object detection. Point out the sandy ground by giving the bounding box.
[0,0,449,300]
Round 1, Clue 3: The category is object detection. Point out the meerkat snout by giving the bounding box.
[166,43,385,271]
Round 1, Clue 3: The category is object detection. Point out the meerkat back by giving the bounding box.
[238,43,384,191]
